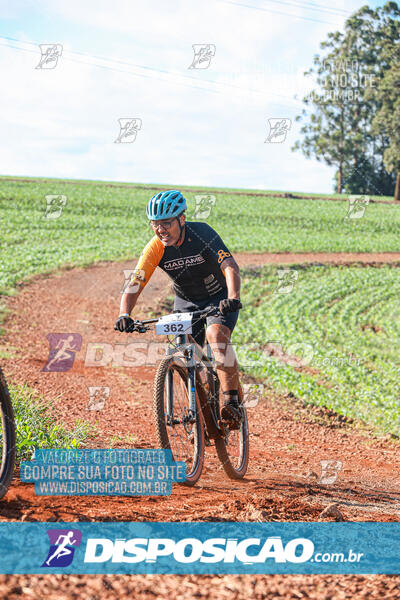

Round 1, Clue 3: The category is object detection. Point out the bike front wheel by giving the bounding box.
[215,388,249,480]
[0,368,16,499]
[153,356,204,486]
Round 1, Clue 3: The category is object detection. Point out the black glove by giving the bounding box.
[114,315,135,332]
[219,298,242,316]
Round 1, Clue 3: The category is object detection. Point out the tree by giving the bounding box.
[371,50,400,200]
[292,31,352,194]
[293,2,400,198]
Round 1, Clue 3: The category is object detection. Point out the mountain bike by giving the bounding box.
[0,367,16,498]
[127,306,249,485]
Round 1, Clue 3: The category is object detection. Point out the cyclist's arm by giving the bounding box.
[200,224,240,299]
[119,236,164,316]
[119,285,142,317]
[221,257,241,300]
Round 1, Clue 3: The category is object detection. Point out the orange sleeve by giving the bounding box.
[129,236,164,290]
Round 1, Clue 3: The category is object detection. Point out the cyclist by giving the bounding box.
[114,190,242,428]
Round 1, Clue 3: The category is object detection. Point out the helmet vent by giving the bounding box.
[146,190,187,220]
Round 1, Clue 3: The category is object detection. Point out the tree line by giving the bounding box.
[293,2,400,201]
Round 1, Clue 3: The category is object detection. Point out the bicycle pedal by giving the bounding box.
[221,404,241,430]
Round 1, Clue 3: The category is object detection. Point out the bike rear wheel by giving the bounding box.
[215,387,249,480]
[153,356,204,486]
[0,368,16,498]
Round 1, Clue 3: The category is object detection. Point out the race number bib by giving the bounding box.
[156,313,193,335]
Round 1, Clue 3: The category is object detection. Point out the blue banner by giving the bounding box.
[0,522,399,574]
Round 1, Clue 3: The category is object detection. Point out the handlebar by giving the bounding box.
[119,304,236,334]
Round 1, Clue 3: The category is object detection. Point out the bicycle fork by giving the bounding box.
[165,340,197,426]
[166,368,174,425]
[186,346,197,419]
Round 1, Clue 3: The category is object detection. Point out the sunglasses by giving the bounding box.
[149,218,176,230]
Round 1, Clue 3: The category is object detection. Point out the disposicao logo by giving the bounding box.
[42,529,82,567]
[83,536,314,564]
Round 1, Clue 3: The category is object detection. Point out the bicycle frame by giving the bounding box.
[164,335,198,428]
[128,306,249,485]
[125,307,249,481]
[164,334,198,420]
[126,306,230,440]
[166,333,225,440]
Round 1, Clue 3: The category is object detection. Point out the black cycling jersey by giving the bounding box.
[134,221,233,302]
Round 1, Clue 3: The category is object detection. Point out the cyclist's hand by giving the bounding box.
[219,298,242,316]
[114,315,135,332]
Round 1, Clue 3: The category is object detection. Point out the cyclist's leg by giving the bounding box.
[205,302,241,427]
[205,292,239,385]
[206,323,238,383]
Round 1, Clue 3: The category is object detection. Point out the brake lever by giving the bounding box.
[127,320,149,334]
[203,306,221,318]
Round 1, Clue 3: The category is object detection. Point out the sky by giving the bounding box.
[0,0,383,193]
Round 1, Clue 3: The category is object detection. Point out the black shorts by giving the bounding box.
[174,290,239,347]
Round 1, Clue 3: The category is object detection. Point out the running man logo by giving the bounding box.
[319,460,342,485]
[265,118,291,143]
[42,529,82,568]
[114,118,142,143]
[276,268,298,294]
[188,44,216,69]
[42,333,82,372]
[44,195,67,220]
[242,383,265,408]
[36,44,63,69]
[87,386,110,411]
[121,269,146,294]
[217,250,231,264]
[346,196,370,219]
[193,194,217,219]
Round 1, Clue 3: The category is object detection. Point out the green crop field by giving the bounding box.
[1,176,400,437]
[235,263,400,436]
[0,176,399,295]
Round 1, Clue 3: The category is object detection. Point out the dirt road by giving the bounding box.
[1,253,400,598]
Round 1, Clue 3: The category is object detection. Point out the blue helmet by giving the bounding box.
[146,190,187,221]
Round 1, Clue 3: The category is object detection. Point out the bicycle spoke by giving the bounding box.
[164,370,195,472]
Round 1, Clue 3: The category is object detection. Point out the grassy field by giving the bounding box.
[11,382,94,461]
[0,177,399,295]
[235,264,400,436]
[1,176,400,437]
